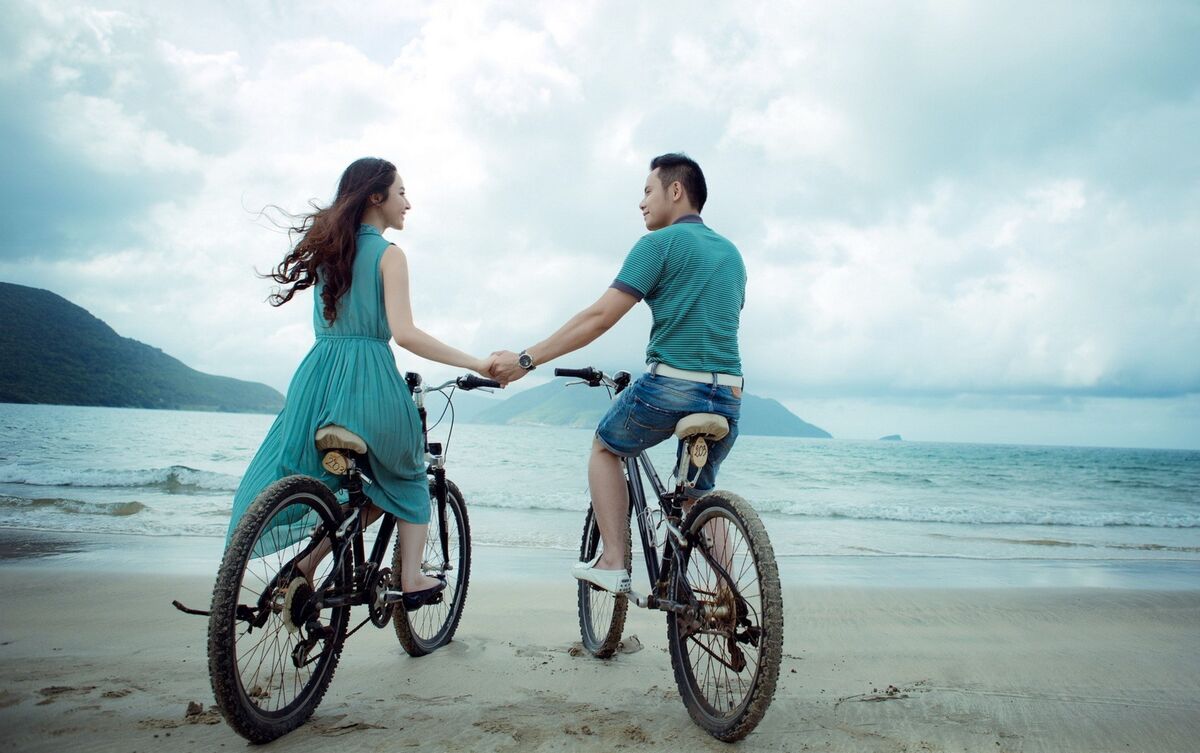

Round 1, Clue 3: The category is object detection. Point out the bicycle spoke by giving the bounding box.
[668,492,781,739]
[393,480,471,655]
[210,478,351,742]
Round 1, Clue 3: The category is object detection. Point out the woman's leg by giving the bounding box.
[290,504,440,592]
[293,503,384,584]
[396,520,445,592]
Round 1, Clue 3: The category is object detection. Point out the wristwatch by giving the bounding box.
[518,349,536,371]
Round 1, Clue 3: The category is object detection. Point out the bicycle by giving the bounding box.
[558,366,783,742]
[203,371,499,743]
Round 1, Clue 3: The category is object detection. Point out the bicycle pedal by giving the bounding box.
[379,589,406,604]
[630,591,647,607]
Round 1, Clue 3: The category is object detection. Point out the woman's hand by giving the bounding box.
[476,353,502,381]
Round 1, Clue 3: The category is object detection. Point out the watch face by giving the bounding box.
[519,353,534,369]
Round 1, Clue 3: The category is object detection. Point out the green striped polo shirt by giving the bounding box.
[612,216,746,376]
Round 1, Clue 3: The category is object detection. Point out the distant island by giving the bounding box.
[879,434,903,441]
[0,282,284,413]
[456,378,831,438]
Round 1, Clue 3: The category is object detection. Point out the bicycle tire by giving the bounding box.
[208,475,350,743]
[392,478,471,656]
[576,507,632,658]
[666,491,783,742]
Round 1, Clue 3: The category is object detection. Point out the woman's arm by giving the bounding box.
[380,245,490,375]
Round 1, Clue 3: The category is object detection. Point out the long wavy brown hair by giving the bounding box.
[266,157,397,324]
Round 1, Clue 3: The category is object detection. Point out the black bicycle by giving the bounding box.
[558,367,783,742]
[204,371,498,743]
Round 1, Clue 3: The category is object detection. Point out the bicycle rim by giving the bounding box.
[667,491,783,741]
[577,508,629,658]
[393,479,471,656]
[208,476,350,743]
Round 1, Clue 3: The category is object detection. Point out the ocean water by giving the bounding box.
[2,403,1198,587]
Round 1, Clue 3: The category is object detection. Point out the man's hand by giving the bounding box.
[489,350,526,385]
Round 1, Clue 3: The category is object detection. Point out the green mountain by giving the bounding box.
[0,282,284,413]
[466,378,831,438]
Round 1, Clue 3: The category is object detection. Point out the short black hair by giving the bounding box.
[649,153,707,212]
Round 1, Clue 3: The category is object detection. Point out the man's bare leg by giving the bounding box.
[589,437,630,571]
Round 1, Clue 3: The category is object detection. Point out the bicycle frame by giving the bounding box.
[313,372,490,613]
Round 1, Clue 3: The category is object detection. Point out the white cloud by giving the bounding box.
[723,96,850,164]
[49,93,202,173]
[3,0,1198,448]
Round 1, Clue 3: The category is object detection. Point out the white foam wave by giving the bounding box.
[0,464,239,493]
[467,490,1200,528]
[751,498,1200,528]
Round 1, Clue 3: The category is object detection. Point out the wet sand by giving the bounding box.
[0,531,1198,752]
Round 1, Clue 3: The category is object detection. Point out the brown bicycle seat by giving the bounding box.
[674,413,729,441]
[314,425,368,454]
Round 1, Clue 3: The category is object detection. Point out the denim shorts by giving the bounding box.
[596,373,741,498]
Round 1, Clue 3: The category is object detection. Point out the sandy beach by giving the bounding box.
[1,530,1198,753]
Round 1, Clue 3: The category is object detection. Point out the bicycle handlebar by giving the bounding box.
[554,367,632,393]
[456,374,502,391]
[553,367,603,382]
[414,372,502,393]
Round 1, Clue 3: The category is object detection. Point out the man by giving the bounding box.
[490,153,746,593]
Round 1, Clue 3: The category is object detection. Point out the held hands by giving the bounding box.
[488,349,527,386]
[475,352,502,380]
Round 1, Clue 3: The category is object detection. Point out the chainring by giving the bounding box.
[367,566,395,627]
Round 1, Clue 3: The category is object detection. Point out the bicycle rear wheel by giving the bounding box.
[393,478,471,656]
[577,507,632,658]
[666,491,783,741]
[208,475,350,743]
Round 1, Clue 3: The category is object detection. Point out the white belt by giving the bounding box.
[647,362,743,388]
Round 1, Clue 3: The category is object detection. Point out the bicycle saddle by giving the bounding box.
[315,425,368,454]
[674,413,729,441]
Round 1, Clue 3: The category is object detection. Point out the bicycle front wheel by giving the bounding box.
[666,491,783,742]
[577,507,631,658]
[208,475,350,743]
[392,478,471,656]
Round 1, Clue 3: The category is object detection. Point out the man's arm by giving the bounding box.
[492,287,639,383]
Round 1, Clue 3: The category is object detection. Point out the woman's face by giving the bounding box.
[377,173,411,230]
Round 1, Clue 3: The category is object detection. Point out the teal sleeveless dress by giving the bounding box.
[227,224,429,541]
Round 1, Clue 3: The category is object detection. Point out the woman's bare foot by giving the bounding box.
[400,572,444,593]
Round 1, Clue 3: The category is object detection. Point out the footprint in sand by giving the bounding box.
[35,686,96,705]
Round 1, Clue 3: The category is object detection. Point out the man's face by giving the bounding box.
[639,169,673,231]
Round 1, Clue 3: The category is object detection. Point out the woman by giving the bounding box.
[228,157,492,608]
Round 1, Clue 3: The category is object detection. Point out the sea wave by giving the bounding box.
[750,498,1200,528]
[0,465,239,493]
[466,489,1200,528]
[0,495,148,517]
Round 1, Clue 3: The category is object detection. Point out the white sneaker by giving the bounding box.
[572,558,631,593]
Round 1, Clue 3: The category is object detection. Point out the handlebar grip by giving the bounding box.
[457,374,502,390]
[554,367,598,379]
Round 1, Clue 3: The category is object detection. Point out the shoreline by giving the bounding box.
[3,526,1198,591]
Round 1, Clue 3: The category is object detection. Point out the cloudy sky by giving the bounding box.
[3,0,1198,449]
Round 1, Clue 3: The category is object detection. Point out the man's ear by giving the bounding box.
[669,181,684,202]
